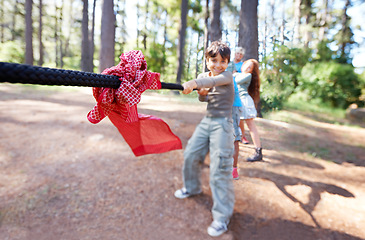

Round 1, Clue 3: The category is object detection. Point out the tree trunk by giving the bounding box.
[269,0,276,48]
[262,3,268,63]
[59,0,64,68]
[122,0,127,53]
[280,0,285,44]
[340,0,351,59]
[162,9,168,74]
[99,0,116,72]
[142,0,149,50]
[64,0,73,58]
[202,0,210,72]
[303,0,313,48]
[318,0,328,41]
[136,0,140,48]
[25,0,34,65]
[293,0,302,45]
[81,0,92,72]
[54,2,59,67]
[38,0,44,66]
[0,0,4,43]
[12,0,19,41]
[176,0,188,85]
[238,0,258,61]
[196,31,202,78]
[238,0,260,116]
[210,0,221,41]
[90,0,97,72]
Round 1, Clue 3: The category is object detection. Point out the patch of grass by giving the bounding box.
[283,93,346,119]
[263,92,364,128]
[308,146,331,159]
[262,110,293,123]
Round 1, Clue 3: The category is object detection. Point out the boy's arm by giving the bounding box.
[195,71,233,89]
[235,73,251,85]
[182,71,233,95]
[182,80,197,94]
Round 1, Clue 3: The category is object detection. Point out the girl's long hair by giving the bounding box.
[244,59,260,105]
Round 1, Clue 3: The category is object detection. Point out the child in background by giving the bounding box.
[227,47,244,73]
[232,76,243,180]
[235,59,263,164]
[227,47,250,144]
[174,41,235,237]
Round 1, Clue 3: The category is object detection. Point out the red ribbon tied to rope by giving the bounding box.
[87,50,161,123]
[87,50,182,156]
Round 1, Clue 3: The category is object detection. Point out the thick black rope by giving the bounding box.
[0,62,184,90]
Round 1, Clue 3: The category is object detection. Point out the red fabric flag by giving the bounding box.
[108,111,182,157]
[87,50,182,156]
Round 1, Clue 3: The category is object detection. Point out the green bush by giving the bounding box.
[260,89,285,112]
[298,61,362,108]
[358,71,365,105]
[260,46,311,112]
[0,41,24,63]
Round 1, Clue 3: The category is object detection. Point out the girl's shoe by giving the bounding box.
[241,136,249,144]
[232,168,239,180]
[247,148,263,162]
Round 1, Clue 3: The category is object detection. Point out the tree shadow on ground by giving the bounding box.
[242,168,354,229]
[256,119,365,167]
[189,181,358,240]
[262,152,325,170]
[229,212,363,240]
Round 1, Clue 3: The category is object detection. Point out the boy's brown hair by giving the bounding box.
[205,41,231,63]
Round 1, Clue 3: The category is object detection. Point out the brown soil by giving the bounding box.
[0,84,364,240]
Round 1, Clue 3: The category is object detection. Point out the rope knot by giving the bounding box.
[87,50,161,124]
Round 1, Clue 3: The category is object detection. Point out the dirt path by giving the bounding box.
[0,84,364,240]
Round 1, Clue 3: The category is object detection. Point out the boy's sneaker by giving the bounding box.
[207,220,228,237]
[174,188,201,199]
[242,136,249,144]
[232,168,239,180]
[174,188,190,199]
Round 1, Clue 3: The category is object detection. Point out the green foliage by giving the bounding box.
[163,53,179,83]
[0,41,24,63]
[140,41,179,84]
[359,71,365,105]
[259,80,284,113]
[260,86,286,112]
[145,43,167,74]
[260,45,311,112]
[260,43,363,111]
[298,61,362,108]
[314,40,335,62]
[188,0,203,33]
[62,57,82,71]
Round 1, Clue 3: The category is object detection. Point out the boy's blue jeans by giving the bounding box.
[182,116,235,224]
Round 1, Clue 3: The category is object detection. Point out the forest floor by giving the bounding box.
[0,83,364,240]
